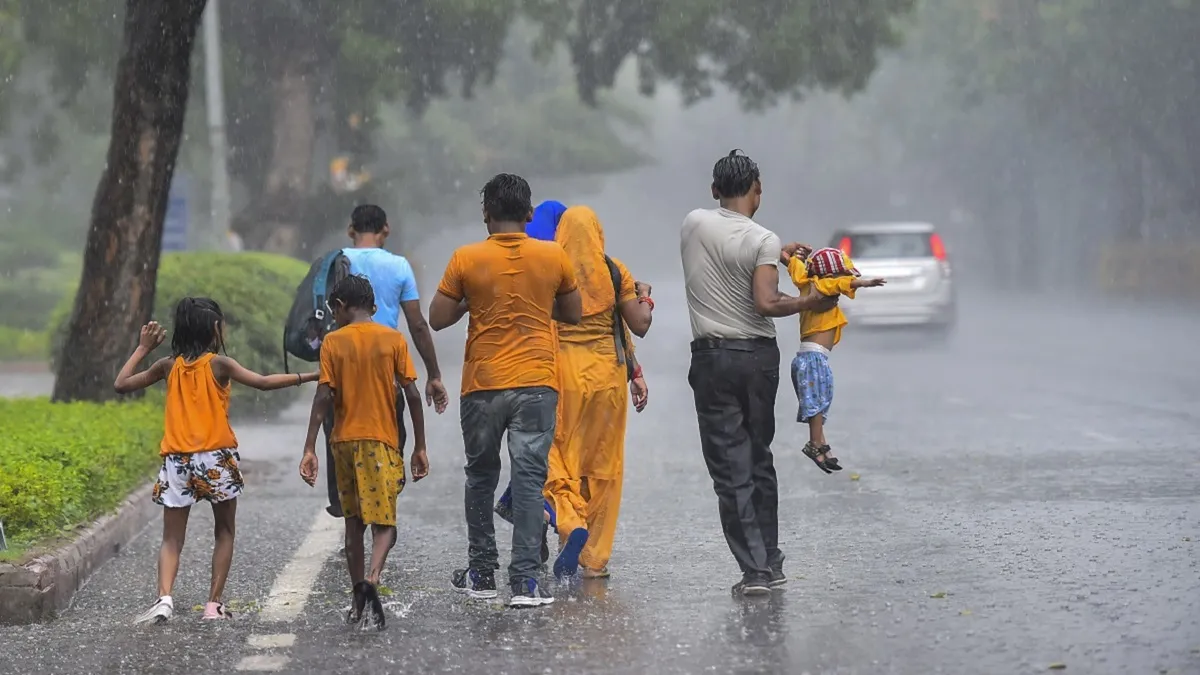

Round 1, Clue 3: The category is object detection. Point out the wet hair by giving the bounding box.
[480,173,532,223]
[712,149,761,199]
[329,274,375,312]
[350,204,387,234]
[171,297,225,360]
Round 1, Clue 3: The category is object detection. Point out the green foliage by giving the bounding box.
[50,252,310,418]
[0,326,46,361]
[0,397,161,552]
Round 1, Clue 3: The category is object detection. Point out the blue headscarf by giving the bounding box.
[526,200,568,241]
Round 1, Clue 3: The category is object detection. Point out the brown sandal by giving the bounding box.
[802,442,832,474]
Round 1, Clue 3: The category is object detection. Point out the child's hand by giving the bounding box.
[853,277,887,289]
[299,449,319,486]
[138,322,167,351]
[410,447,429,482]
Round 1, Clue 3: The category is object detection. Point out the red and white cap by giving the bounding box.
[805,247,860,277]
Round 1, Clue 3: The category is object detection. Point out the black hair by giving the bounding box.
[171,297,225,360]
[350,204,387,234]
[712,149,761,199]
[480,173,533,223]
[329,274,375,312]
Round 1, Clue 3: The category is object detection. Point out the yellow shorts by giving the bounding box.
[331,440,405,526]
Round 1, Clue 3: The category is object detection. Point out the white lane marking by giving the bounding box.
[944,396,970,406]
[247,633,297,650]
[1082,430,1121,444]
[1008,412,1035,421]
[258,510,342,623]
[235,655,290,672]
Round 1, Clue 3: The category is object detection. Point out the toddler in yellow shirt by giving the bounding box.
[787,247,885,474]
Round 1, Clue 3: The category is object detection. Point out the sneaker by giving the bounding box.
[732,574,772,597]
[451,568,498,600]
[769,566,787,588]
[553,527,589,579]
[201,601,233,620]
[509,578,555,608]
[134,596,173,625]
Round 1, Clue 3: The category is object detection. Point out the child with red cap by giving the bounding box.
[786,247,885,473]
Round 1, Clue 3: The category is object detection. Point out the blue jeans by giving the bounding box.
[460,386,558,585]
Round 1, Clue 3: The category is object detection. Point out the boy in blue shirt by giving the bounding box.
[322,205,449,517]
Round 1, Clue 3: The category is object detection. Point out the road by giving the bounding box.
[0,286,1197,675]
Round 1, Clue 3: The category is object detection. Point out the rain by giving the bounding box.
[1,1,1198,673]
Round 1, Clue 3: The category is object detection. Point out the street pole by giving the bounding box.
[203,0,232,250]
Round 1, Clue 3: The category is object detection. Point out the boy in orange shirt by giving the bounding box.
[787,247,885,474]
[300,275,428,630]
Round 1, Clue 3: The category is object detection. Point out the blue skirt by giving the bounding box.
[791,350,834,423]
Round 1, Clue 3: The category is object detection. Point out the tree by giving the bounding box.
[51,0,207,403]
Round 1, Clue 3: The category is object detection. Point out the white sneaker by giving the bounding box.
[508,579,554,608]
[134,596,174,624]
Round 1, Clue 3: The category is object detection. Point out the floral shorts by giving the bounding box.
[153,449,244,508]
[332,440,405,527]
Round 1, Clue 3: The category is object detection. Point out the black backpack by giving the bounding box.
[283,249,351,372]
[604,255,636,382]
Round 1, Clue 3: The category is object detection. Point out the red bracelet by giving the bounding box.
[631,365,643,380]
[638,296,655,311]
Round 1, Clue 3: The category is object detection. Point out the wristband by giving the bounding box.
[637,296,655,311]
[296,373,302,387]
[631,365,643,380]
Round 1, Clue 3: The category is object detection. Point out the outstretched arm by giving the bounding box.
[753,264,839,318]
[212,356,317,391]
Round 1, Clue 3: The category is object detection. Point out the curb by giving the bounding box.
[0,485,156,625]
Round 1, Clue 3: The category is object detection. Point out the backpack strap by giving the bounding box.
[312,250,342,319]
[605,255,635,381]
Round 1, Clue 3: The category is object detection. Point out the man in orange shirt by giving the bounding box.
[300,275,429,630]
[430,173,582,608]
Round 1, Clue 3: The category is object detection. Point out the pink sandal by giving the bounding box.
[202,602,233,620]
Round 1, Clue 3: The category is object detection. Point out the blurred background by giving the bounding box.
[1,0,1197,365]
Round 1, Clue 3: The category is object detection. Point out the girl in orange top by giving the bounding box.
[113,297,317,625]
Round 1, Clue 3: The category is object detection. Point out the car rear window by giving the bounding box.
[835,232,933,259]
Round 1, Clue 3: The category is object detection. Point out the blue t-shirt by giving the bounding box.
[341,248,419,330]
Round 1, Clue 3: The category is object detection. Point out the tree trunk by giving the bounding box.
[51,0,207,403]
[233,56,320,257]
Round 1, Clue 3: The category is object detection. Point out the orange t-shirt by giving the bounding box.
[437,232,578,395]
[319,321,417,448]
[160,353,238,456]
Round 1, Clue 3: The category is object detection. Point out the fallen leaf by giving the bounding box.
[1048,663,1066,670]
[959,609,972,616]
[378,585,394,597]
[849,473,861,481]
[192,604,204,612]
[929,592,947,599]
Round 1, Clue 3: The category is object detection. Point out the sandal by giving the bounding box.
[821,445,843,471]
[802,442,832,474]
[582,566,610,579]
[201,602,233,620]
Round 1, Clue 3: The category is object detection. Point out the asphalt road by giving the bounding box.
[1,287,1197,675]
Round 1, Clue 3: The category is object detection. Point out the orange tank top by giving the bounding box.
[160,353,238,456]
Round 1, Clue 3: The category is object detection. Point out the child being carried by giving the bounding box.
[787,247,885,474]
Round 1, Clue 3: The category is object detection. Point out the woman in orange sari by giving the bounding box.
[547,205,654,579]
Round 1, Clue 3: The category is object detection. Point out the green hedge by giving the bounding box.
[0,397,162,554]
[0,327,48,362]
[51,252,311,419]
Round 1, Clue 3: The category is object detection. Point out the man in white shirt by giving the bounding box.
[680,149,835,596]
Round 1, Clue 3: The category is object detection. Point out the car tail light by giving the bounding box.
[838,236,852,257]
[929,233,947,261]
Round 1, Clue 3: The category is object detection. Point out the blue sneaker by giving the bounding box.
[451,568,498,600]
[553,527,589,579]
[509,578,555,608]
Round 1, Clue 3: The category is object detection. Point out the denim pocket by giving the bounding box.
[511,388,558,433]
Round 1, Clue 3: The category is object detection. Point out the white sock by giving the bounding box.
[160,595,173,607]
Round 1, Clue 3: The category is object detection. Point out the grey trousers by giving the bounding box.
[460,386,558,585]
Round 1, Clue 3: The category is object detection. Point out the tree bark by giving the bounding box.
[51,0,207,403]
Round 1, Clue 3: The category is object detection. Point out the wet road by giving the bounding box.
[1,289,1197,675]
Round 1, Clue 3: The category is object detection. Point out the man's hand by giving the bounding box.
[630,376,649,413]
[425,378,449,414]
[852,277,887,289]
[780,242,813,265]
[299,448,319,486]
[804,284,840,312]
[138,322,167,351]
[634,281,652,298]
[410,447,429,482]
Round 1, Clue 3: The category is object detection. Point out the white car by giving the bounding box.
[827,222,956,337]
